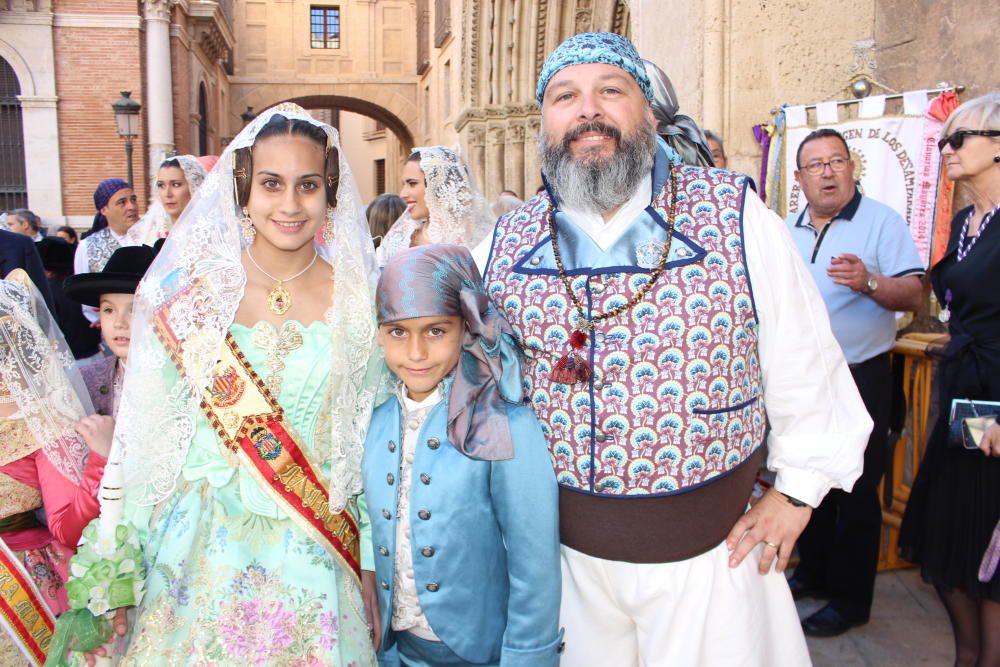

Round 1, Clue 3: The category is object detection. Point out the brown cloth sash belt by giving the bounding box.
[559,447,764,563]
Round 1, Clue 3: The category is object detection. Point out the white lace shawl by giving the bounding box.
[0,273,95,483]
[377,146,494,267]
[111,104,385,512]
[126,155,207,246]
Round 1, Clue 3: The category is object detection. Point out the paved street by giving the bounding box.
[797,569,952,666]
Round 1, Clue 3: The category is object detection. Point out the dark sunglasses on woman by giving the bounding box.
[937,129,1000,152]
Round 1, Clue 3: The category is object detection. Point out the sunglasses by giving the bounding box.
[937,129,1000,152]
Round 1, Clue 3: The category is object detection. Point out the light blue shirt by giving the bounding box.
[784,190,924,364]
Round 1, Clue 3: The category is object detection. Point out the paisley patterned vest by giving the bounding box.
[484,152,765,505]
[85,228,120,272]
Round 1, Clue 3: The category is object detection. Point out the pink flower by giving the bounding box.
[219,598,297,665]
[317,610,340,652]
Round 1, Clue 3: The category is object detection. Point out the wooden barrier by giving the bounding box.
[878,333,947,571]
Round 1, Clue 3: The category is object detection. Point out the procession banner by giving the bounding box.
[780,93,943,268]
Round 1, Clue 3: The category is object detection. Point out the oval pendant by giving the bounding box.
[267,283,292,315]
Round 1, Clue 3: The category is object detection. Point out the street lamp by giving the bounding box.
[240,106,257,126]
[111,91,142,185]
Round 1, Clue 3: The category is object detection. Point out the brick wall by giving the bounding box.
[53,2,147,217]
[171,33,193,155]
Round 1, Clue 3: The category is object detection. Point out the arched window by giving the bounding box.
[0,57,26,210]
[198,83,209,155]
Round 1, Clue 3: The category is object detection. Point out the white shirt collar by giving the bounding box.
[557,172,653,252]
[399,384,443,413]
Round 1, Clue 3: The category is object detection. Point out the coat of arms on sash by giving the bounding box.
[250,425,283,461]
[208,366,245,408]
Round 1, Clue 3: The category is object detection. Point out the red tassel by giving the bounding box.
[569,330,588,349]
[549,351,592,385]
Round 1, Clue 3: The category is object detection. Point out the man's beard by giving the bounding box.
[539,118,656,214]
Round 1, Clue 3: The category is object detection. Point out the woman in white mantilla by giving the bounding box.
[59,104,385,666]
[125,155,206,245]
[0,271,104,667]
[376,146,493,266]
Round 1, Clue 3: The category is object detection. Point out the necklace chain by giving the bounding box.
[246,247,319,283]
[957,203,1000,262]
[548,164,678,331]
[246,248,319,315]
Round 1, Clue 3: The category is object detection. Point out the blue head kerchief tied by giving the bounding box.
[93,178,131,212]
[377,244,523,461]
[536,31,653,107]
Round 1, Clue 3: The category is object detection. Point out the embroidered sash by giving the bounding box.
[0,538,55,667]
[152,302,361,583]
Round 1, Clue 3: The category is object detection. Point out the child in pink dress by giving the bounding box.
[0,271,106,665]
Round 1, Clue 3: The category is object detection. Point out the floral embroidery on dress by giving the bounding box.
[249,321,304,399]
[24,545,67,600]
[114,324,375,666]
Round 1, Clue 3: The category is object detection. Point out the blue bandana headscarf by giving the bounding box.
[90,178,132,232]
[93,178,131,212]
[377,244,523,461]
[536,31,653,106]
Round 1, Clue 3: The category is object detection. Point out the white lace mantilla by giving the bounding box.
[126,155,207,245]
[377,146,494,267]
[0,275,95,483]
[113,103,386,513]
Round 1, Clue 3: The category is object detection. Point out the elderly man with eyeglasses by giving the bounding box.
[784,127,924,637]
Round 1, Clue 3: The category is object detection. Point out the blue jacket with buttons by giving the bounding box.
[361,393,562,666]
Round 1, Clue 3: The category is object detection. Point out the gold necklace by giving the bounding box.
[547,164,678,384]
[246,248,319,315]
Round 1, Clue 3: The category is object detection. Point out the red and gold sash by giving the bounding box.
[0,537,55,667]
[153,298,361,583]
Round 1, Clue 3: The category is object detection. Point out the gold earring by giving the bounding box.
[240,207,256,245]
[322,206,335,244]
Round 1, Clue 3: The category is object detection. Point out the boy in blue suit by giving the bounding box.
[362,244,562,666]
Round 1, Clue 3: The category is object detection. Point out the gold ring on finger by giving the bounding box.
[764,541,779,549]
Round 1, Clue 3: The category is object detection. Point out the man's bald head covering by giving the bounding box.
[536,32,652,107]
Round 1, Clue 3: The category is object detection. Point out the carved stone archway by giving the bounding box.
[231,82,417,153]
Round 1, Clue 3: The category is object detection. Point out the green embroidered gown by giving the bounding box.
[119,321,375,667]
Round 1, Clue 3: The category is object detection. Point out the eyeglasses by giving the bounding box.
[937,130,1000,152]
[800,157,850,176]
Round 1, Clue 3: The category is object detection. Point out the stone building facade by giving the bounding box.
[416,0,994,196]
[2,0,993,223]
[228,0,419,203]
[420,0,633,200]
[0,0,232,226]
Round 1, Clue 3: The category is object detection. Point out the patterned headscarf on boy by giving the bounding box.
[377,244,523,461]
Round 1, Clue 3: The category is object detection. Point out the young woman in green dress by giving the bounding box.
[64,104,385,667]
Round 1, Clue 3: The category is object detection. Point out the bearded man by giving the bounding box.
[472,33,873,665]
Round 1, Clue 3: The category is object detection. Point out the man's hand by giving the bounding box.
[361,569,382,652]
[981,422,1000,457]
[75,415,116,458]
[82,607,129,666]
[725,488,812,574]
[827,253,870,292]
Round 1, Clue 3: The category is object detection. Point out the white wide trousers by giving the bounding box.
[559,542,812,666]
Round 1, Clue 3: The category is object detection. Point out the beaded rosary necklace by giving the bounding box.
[547,165,678,384]
[939,202,1000,323]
